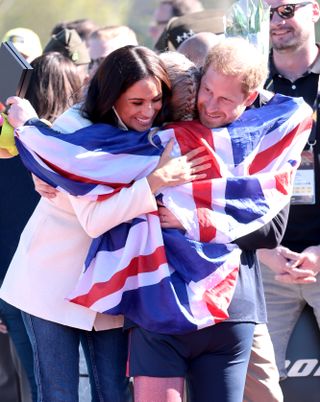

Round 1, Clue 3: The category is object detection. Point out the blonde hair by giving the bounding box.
[160,51,200,122]
[203,37,269,96]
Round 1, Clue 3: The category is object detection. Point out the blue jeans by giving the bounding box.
[0,299,37,402]
[22,312,132,402]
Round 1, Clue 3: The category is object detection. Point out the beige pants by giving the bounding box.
[244,324,283,402]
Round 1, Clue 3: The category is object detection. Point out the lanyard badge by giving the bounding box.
[291,145,316,205]
[291,106,317,205]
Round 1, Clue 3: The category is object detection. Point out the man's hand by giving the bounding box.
[258,246,317,284]
[276,245,320,284]
[258,246,300,275]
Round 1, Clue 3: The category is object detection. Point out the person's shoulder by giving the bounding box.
[52,103,92,133]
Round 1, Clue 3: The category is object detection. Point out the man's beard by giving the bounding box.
[273,41,300,52]
[272,29,306,52]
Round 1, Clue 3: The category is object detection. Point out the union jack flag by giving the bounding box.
[15,94,312,334]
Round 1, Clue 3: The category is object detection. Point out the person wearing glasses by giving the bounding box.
[246,1,320,401]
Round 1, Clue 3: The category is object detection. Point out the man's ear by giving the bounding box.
[244,90,259,107]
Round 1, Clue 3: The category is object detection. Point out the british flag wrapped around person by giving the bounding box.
[14,94,312,334]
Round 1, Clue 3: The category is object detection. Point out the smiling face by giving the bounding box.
[197,66,256,128]
[113,76,163,132]
[267,0,319,51]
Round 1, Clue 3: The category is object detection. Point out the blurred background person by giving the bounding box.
[153,7,225,53]
[88,25,138,75]
[177,31,223,67]
[51,18,99,46]
[149,0,204,45]
[43,28,91,88]
[2,27,42,63]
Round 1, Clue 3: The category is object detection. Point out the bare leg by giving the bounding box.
[134,376,184,402]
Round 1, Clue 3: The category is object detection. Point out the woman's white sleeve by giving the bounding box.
[68,177,157,238]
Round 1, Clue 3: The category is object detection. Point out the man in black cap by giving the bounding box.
[44,28,91,85]
[153,8,226,53]
[149,0,204,45]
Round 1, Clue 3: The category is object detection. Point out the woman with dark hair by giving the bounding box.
[83,45,171,128]
[0,45,208,402]
[25,52,83,123]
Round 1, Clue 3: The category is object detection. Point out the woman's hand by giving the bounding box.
[0,149,13,158]
[147,139,211,193]
[32,174,58,199]
[6,96,38,128]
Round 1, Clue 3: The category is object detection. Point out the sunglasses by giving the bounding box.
[270,2,312,20]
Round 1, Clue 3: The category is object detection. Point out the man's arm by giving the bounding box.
[233,203,290,250]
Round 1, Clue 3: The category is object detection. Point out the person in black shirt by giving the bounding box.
[257,0,320,385]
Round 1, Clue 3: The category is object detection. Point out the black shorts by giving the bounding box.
[128,321,254,378]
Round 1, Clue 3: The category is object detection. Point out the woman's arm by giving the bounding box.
[69,144,211,238]
[68,177,157,238]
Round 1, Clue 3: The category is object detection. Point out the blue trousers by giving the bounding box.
[22,312,132,402]
[186,322,255,402]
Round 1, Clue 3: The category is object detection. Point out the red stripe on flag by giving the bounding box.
[249,118,312,174]
[165,120,221,178]
[39,154,132,188]
[192,181,216,242]
[275,170,293,195]
[203,266,239,322]
[70,245,167,307]
[166,121,220,242]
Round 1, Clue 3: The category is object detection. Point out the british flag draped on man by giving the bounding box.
[14,94,312,334]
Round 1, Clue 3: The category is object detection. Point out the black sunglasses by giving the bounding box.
[270,2,312,20]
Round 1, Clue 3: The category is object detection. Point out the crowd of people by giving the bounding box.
[0,1,319,401]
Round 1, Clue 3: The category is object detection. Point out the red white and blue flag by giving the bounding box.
[14,94,312,334]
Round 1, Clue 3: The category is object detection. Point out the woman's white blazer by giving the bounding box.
[0,106,157,330]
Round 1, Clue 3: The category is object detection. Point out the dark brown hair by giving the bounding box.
[82,45,171,126]
[25,52,83,123]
